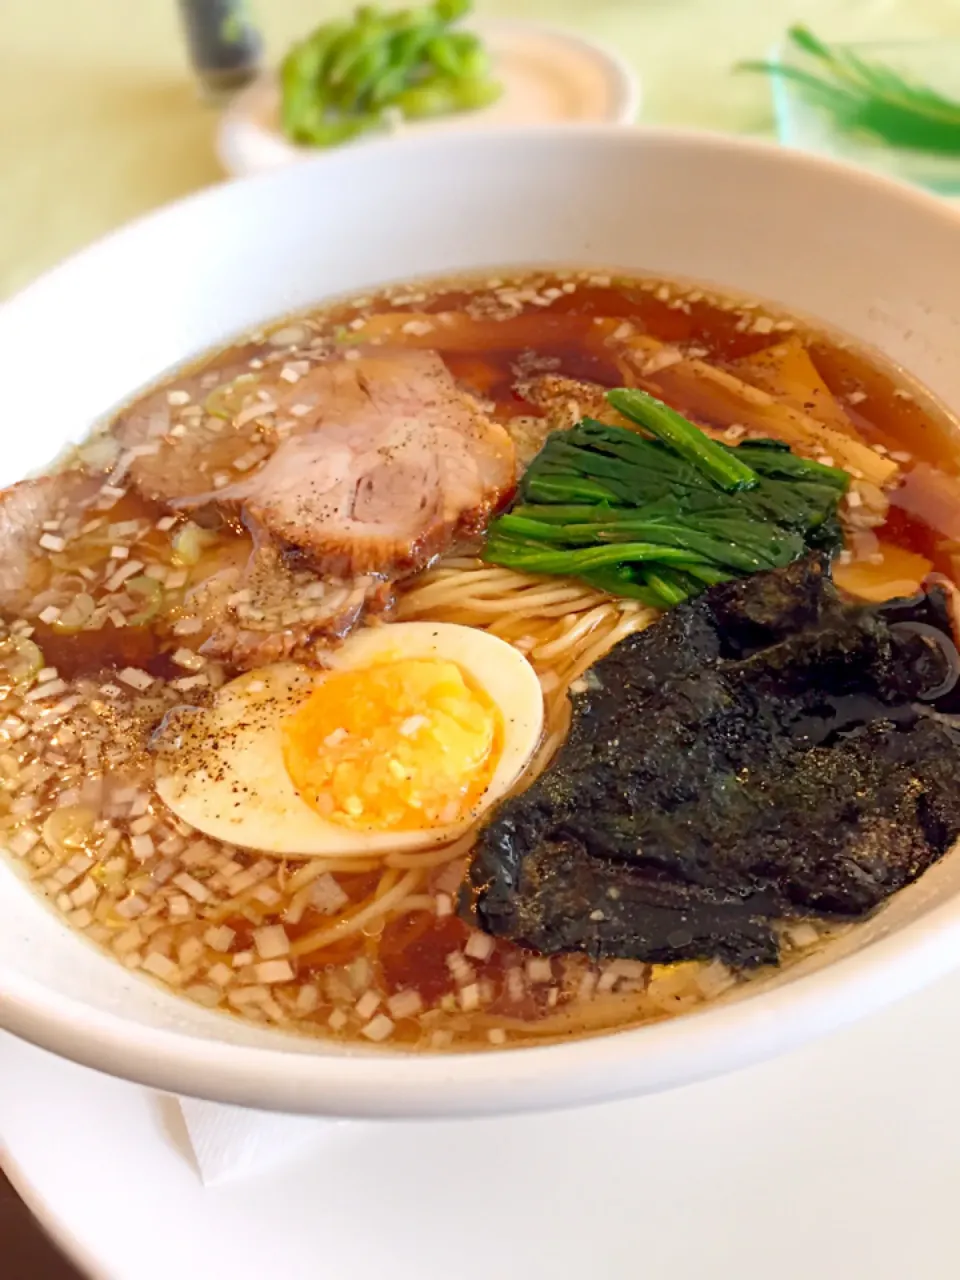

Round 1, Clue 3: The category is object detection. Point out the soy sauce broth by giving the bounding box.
[1,267,959,1053]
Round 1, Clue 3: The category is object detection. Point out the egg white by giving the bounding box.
[154,622,545,856]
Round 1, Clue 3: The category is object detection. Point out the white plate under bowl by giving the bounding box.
[2,127,960,1120]
[7,965,960,1280]
[217,20,641,177]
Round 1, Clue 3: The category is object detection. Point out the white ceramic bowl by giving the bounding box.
[2,127,960,1118]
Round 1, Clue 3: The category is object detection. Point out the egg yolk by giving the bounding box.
[281,658,501,831]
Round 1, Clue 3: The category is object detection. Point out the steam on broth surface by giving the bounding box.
[2,268,959,1051]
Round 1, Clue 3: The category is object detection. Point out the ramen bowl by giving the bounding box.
[2,126,960,1118]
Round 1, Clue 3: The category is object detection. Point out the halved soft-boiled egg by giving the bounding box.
[154,622,544,856]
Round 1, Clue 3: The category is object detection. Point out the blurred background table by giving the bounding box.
[3,0,960,1275]
[3,0,960,300]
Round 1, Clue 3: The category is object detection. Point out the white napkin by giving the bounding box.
[175,1095,338,1186]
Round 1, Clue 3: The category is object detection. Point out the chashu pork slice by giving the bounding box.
[182,349,516,576]
[111,343,278,505]
[118,348,517,578]
[0,472,100,613]
[188,538,394,670]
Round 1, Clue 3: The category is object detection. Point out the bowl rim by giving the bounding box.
[4,123,960,1118]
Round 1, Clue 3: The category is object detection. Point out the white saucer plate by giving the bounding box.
[217,20,641,177]
[4,965,960,1280]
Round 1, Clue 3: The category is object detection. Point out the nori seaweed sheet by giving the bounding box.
[463,555,960,967]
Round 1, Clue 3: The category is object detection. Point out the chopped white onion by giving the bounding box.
[25,678,68,702]
[310,873,348,915]
[464,931,495,962]
[70,877,99,909]
[105,561,144,592]
[142,952,182,983]
[295,985,320,1014]
[129,833,155,861]
[208,962,233,987]
[172,871,211,903]
[785,922,820,951]
[204,925,235,952]
[117,667,154,692]
[526,957,552,984]
[180,839,215,867]
[458,983,480,1012]
[386,989,423,1019]
[354,989,381,1021]
[445,950,474,986]
[178,936,204,968]
[254,959,294,984]
[113,926,144,955]
[253,924,290,959]
[577,971,599,1002]
[7,826,39,856]
[172,648,206,671]
[360,1013,395,1042]
[185,984,221,1008]
[505,967,526,1002]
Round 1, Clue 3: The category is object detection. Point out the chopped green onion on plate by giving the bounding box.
[279,0,502,148]
[739,25,960,155]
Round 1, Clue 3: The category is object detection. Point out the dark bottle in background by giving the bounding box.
[177,0,264,99]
